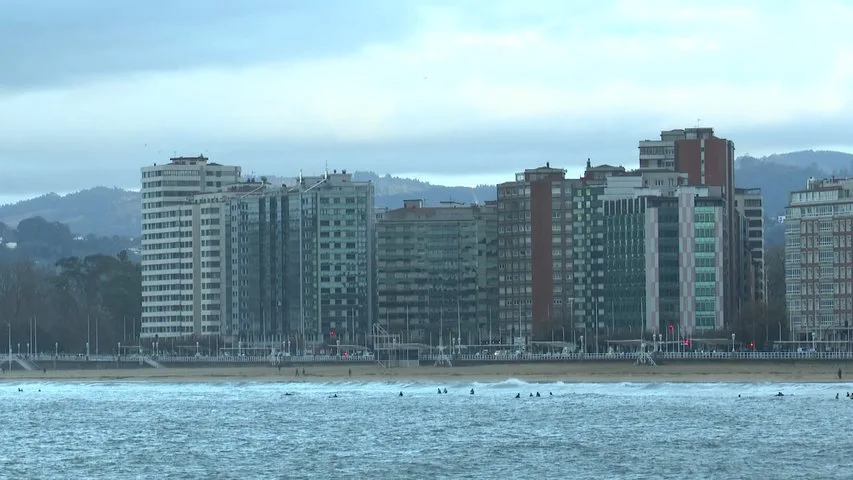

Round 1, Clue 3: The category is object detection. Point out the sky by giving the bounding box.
[2,0,853,200]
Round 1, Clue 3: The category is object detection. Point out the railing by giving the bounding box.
[21,351,853,364]
[420,351,853,362]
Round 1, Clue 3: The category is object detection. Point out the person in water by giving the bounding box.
[399,391,403,397]
[535,392,540,397]
[515,393,520,398]
[437,388,442,394]
[470,388,474,395]
[443,388,447,394]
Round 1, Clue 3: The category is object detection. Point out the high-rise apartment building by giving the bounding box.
[283,171,375,350]
[639,128,742,325]
[191,170,374,351]
[735,187,765,303]
[785,177,853,343]
[376,199,498,346]
[573,165,726,337]
[496,164,578,345]
[140,156,241,339]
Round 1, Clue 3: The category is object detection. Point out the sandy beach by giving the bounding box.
[3,361,853,383]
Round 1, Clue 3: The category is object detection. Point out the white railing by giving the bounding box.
[33,350,853,364]
[420,351,853,362]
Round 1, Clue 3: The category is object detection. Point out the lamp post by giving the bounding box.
[731,333,735,353]
[7,323,11,371]
[118,342,121,365]
[54,342,58,370]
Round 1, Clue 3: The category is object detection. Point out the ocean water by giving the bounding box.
[1,379,851,479]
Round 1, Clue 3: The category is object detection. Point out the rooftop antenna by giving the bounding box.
[299,169,304,184]
[696,118,702,128]
[324,160,329,180]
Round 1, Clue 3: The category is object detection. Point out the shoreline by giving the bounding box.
[3,361,853,384]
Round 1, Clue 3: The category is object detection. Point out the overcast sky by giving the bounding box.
[2,0,853,200]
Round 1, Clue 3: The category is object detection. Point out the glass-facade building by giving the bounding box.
[217,172,374,350]
[572,169,727,338]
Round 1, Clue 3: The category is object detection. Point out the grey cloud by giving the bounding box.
[0,0,418,90]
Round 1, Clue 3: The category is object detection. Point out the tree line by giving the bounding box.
[732,244,787,350]
[0,252,141,355]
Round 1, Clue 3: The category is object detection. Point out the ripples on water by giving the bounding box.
[1,379,852,479]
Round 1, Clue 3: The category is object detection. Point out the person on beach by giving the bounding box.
[838,368,842,380]
[295,368,299,377]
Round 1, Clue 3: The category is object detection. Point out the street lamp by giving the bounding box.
[731,333,735,353]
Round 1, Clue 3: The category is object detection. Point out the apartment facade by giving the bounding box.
[496,164,578,345]
[735,187,766,303]
[140,156,240,339]
[376,199,498,346]
[639,127,743,327]
[785,177,853,343]
[282,171,375,350]
[574,166,726,337]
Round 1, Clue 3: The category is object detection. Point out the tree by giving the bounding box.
[0,252,141,355]
[734,244,788,349]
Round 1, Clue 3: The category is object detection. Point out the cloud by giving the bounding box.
[1,0,853,195]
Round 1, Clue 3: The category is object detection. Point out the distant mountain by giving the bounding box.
[2,152,846,249]
[0,173,497,237]
[0,187,140,238]
[734,150,853,217]
[0,216,138,265]
[353,172,496,208]
[733,150,853,248]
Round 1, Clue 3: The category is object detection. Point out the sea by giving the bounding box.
[0,379,851,479]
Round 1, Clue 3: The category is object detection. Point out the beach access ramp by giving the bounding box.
[143,357,165,369]
[13,356,39,372]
